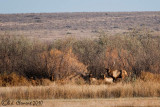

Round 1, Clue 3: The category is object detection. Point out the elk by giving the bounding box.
[106,68,128,82]
[121,70,128,79]
[103,74,113,84]
[89,73,97,84]
[106,69,120,81]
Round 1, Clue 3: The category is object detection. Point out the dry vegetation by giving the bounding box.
[39,98,160,107]
[0,81,160,99]
[0,12,160,107]
[0,28,160,99]
[0,98,160,107]
[1,12,160,39]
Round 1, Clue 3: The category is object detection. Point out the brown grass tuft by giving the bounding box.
[140,71,160,82]
[0,73,30,86]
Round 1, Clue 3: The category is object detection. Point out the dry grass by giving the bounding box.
[0,81,160,100]
[1,12,160,40]
[140,71,160,82]
[0,98,160,107]
[39,98,160,107]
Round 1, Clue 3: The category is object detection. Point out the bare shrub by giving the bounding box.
[0,72,30,86]
[96,30,160,78]
[140,71,160,82]
[73,38,105,66]
[0,34,87,84]
[38,48,88,81]
[0,29,160,85]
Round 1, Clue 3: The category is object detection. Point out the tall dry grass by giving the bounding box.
[0,81,160,99]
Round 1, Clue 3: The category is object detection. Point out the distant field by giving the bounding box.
[1,98,160,107]
[0,12,160,40]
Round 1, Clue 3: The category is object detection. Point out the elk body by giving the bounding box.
[82,68,128,85]
[106,68,128,82]
[103,74,113,84]
[89,74,97,84]
[121,70,128,79]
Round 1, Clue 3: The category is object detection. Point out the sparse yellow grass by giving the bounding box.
[39,98,160,107]
[0,98,160,107]
[0,81,160,100]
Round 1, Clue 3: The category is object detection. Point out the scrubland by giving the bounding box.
[0,29,160,99]
[0,12,160,107]
[1,12,160,39]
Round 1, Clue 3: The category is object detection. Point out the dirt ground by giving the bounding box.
[1,97,160,107]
